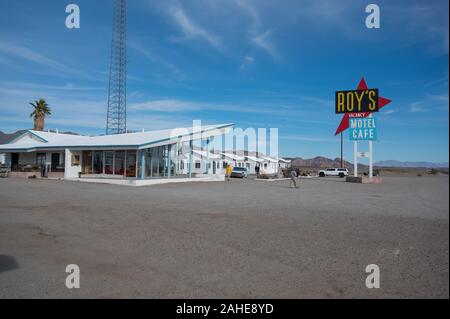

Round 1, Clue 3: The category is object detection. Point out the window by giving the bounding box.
[126,151,137,177]
[114,151,125,175]
[36,153,46,167]
[195,161,201,169]
[104,151,113,174]
[223,161,227,169]
[71,155,80,166]
[180,160,184,170]
[92,151,103,173]
[264,163,268,168]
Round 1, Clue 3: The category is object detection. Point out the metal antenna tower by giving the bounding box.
[106,0,127,135]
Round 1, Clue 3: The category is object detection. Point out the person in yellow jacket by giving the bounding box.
[226,164,233,181]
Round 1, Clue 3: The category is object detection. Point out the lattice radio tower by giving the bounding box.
[106,0,127,135]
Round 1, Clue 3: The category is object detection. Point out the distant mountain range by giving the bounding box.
[286,156,448,169]
[373,160,449,168]
[288,156,362,169]
[0,130,26,144]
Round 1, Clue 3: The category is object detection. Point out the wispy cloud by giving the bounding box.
[410,94,449,113]
[0,42,84,76]
[239,55,254,71]
[169,6,222,50]
[128,40,185,80]
[282,135,337,143]
[252,30,279,58]
[410,101,426,113]
[130,99,198,112]
[235,0,261,33]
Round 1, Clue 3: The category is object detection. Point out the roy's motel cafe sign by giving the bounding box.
[334,77,392,179]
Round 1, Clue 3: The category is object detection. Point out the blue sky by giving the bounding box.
[0,0,448,162]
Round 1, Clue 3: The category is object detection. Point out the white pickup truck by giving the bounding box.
[318,168,349,178]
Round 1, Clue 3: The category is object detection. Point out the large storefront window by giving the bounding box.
[104,151,114,174]
[92,151,103,174]
[140,145,180,178]
[114,151,125,176]
[80,146,182,178]
[82,151,92,174]
[126,151,137,177]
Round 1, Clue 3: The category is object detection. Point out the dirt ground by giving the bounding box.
[0,175,448,298]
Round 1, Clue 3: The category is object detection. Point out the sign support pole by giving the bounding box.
[340,133,343,168]
[369,140,373,179]
[353,141,358,177]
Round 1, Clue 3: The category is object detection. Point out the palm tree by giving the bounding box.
[29,99,51,131]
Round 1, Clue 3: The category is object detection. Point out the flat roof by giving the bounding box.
[0,123,234,152]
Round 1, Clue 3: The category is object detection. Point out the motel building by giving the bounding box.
[177,149,286,176]
[0,123,290,185]
[0,123,235,186]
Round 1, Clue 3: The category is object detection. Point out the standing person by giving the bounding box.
[226,163,233,181]
[255,165,260,177]
[290,169,299,188]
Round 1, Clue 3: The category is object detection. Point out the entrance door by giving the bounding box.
[51,153,60,171]
[212,161,216,174]
[11,153,19,171]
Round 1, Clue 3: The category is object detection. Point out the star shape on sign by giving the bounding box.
[334,77,392,135]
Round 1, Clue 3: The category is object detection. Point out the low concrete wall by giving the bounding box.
[346,176,382,184]
[48,172,64,179]
[10,172,39,178]
[69,175,226,187]
[345,176,362,183]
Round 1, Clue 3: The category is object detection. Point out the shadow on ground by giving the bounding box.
[0,255,19,273]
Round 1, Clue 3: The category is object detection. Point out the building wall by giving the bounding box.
[177,156,227,176]
[64,149,82,178]
[175,156,282,175]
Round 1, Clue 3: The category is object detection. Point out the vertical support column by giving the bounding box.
[353,141,358,177]
[167,144,172,179]
[188,140,193,178]
[369,140,373,179]
[135,151,138,178]
[206,138,210,174]
[64,148,70,179]
[124,150,127,178]
[102,151,105,174]
[140,149,145,180]
[112,151,115,176]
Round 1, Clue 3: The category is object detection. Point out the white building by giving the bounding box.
[0,124,233,181]
[176,149,285,176]
[0,123,290,182]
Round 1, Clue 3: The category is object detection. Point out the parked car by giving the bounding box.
[231,167,248,178]
[318,168,349,178]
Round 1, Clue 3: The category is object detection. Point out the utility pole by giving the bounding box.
[106,0,127,135]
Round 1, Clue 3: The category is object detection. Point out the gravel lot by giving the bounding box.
[0,175,448,298]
